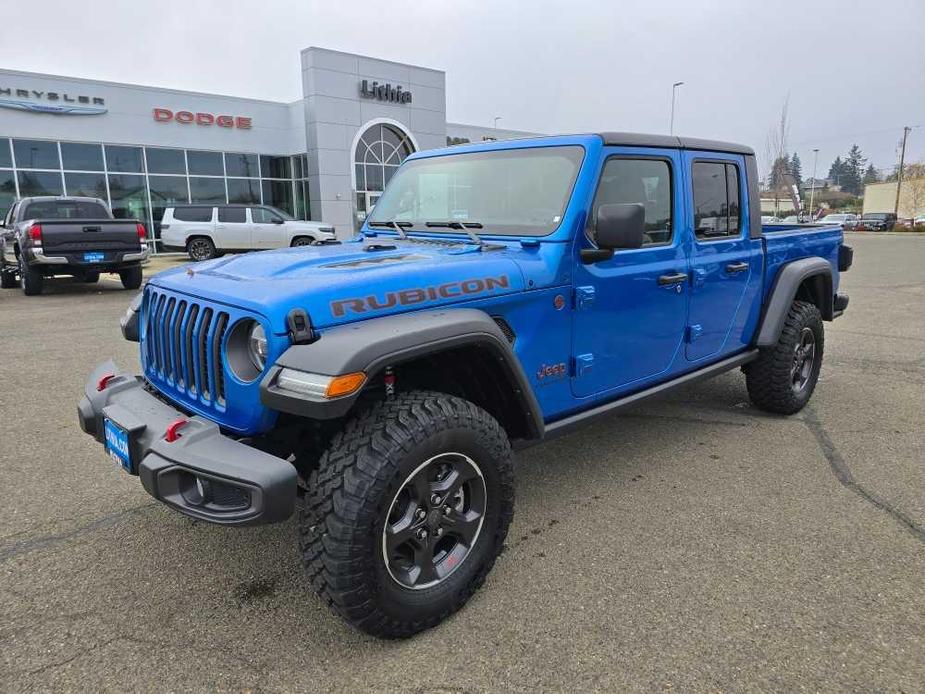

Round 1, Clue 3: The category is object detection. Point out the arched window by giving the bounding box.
[354,122,415,226]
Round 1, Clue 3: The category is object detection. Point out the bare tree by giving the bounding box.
[763,96,802,217]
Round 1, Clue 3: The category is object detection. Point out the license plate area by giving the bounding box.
[84,251,105,263]
[101,405,146,475]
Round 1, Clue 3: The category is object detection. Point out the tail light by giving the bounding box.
[27,223,42,245]
[136,223,147,241]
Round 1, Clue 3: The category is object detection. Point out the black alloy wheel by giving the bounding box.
[791,327,816,394]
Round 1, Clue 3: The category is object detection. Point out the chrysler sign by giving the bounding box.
[153,108,252,129]
[0,87,107,115]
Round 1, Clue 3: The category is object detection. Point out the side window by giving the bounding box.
[3,202,16,227]
[590,158,673,246]
[251,207,281,224]
[173,206,213,222]
[218,207,246,223]
[693,161,742,240]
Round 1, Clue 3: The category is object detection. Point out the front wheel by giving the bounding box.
[745,300,824,414]
[290,236,315,247]
[300,391,514,638]
[187,237,216,262]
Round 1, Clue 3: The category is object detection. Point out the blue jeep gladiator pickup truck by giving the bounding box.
[78,132,851,638]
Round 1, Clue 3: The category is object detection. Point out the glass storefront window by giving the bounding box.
[295,179,306,219]
[292,154,303,179]
[260,155,291,179]
[148,175,189,233]
[61,143,104,171]
[146,148,186,175]
[225,153,259,178]
[227,178,261,204]
[0,170,16,219]
[189,177,226,203]
[13,139,60,170]
[65,172,108,198]
[0,139,14,168]
[108,174,149,222]
[105,145,144,173]
[17,170,64,196]
[262,179,294,215]
[187,150,224,176]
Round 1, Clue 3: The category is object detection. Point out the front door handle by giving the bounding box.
[657,272,689,286]
[725,261,749,274]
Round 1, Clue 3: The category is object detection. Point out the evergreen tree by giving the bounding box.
[769,156,792,191]
[841,144,866,196]
[828,156,844,186]
[790,152,803,188]
[862,164,880,185]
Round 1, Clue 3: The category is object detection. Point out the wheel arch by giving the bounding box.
[260,309,544,443]
[756,257,833,347]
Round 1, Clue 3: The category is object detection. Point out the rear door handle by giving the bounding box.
[657,272,689,286]
[725,261,749,274]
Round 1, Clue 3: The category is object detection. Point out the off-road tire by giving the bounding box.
[290,236,315,247]
[745,300,824,414]
[119,266,143,290]
[82,271,100,283]
[0,265,16,288]
[300,390,515,638]
[186,237,216,262]
[19,257,43,296]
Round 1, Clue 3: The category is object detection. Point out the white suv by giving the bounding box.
[160,205,336,261]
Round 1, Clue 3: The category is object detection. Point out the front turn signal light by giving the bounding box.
[325,372,366,398]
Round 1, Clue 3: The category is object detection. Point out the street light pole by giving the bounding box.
[809,148,819,220]
[669,82,684,135]
[493,117,501,130]
[894,126,913,218]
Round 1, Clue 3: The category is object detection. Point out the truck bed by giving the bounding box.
[761,223,844,301]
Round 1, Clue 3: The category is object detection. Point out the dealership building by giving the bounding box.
[0,47,536,246]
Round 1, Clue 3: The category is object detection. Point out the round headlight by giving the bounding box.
[247,322,268,370]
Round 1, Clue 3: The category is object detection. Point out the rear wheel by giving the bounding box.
[19,257,43,296]
[745,300,824,414]
[300,390,514,638]
[290,236,315,247]
[119,266,143,290]
[187,237,216,262]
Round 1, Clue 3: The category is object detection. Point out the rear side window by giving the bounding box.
[590,157,673,246]
[22,200,108,219]
[692,161,741,240]
[173,206,213,222]
[218,207,246,223]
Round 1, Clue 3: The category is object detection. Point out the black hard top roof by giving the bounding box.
[596,132,754,156]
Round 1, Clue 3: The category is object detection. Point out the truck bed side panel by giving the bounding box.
[761,225,843,302]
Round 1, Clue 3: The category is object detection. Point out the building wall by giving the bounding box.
[863,179,925,217]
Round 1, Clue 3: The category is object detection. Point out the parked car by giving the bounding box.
[817,213,858,230]
[856,212,896,231]
[1,196,148,295]
[160,204,336,261]
[781,215,802,224]
[79,132,851,638]
[914,214,925,227]
[761,215,781,225]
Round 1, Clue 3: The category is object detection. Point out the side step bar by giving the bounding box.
[539,350,759,442]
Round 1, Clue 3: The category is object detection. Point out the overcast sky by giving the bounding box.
[2,0,923,176]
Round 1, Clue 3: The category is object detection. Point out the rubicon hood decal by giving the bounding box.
[331,275,511,317]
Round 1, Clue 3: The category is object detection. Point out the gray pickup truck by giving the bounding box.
[1,196,149,295]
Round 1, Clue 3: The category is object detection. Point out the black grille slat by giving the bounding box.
[162,298,176,382]
[184,304,199,394]
[198,307,213,401]
[212,313,229,405]
[172,301,187,387]
[153,294,166,373]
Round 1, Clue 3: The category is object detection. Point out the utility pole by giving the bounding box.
[809,148,819,220]
[493,117,501,130]
[669,82,684,135]
[894,126,912,217]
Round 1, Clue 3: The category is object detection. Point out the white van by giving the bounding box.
[160,205,336,261]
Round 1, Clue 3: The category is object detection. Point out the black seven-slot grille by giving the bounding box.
[144,288,230,407]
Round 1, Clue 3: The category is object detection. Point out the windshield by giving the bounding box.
[368,145,585,236]
[863,213,889,220]
[22,199,108,220]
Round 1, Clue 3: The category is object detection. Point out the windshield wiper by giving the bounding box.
[425,221,484,246]
[368,220,413,239]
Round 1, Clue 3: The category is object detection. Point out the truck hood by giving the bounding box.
[149,238,529,333]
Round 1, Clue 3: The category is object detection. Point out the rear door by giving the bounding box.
[216,206,251,249]
[571,149,689,398]
[250,206,288,249]
[684,153,762,361]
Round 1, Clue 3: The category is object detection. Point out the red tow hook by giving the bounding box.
[164,418,189,443]
[96,373,116,391]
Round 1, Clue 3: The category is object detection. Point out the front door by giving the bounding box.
[571,150,689,398]
[251,206,288,249]
[684,154,760,361]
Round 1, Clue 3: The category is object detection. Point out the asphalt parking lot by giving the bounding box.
[1,232,923,692]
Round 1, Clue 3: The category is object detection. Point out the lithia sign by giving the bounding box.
[0,86,107,115]
[359,79,412,104]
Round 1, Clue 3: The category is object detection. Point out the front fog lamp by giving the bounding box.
[247,323,268,370]
[276,368,366,401]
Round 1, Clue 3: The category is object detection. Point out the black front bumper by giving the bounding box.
[78,361,297,526]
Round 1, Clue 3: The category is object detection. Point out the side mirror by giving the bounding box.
[581,203,645,263]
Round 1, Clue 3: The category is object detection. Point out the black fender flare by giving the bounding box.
[755,257,833,347]
[260,308,544,439]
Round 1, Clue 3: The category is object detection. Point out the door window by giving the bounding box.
[173,206,213,222]
[218,207,246,223]
[692,161,741,240]
[251,207,282,224]
[590,158,673,246]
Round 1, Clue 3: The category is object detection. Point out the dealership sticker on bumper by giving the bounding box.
[104,418,132,473]
[84,252,105,263]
